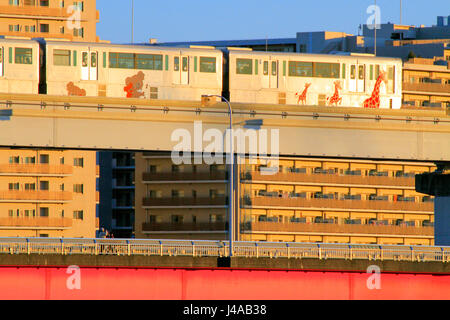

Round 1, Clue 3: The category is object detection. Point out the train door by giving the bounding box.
[270,60,278,89]
[81,51,98,81]
[357,64,365,93]
[181,56,189,85]
[349,64,357,92]
[0,47,3,77]
[262,60,269,88]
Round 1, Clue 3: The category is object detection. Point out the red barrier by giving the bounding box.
[0,266,449,300]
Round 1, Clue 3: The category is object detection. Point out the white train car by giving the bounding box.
[227,50,403,109]
[45,41,223,101]
[0,37,40,94]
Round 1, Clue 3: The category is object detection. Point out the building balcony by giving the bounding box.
[244,197,433,213]
[2,30,75,40]
[142,222,227,232]
[0,191,72,202]
[242,171,415,188]
[0,164,73,176]
[142,171,228,182]
[0,217,72,229]
[142,196,228,208]
[403,82,450,96]
[0,5,73,19]
[241,221,434,237]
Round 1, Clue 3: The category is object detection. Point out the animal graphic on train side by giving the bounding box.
[327,81,342,106]
[0,38,403,109]
[363,70,388,109]
[295,83,311,105]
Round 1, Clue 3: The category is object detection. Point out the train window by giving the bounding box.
[375,65,380,79]
[182,57,188,72]
[14,48,32,64]
[109,52,133,69]
[91,52,97,68]
[388,66,394,80]
[263,61,269,75]
[358,66,364,80]
[254,60,258,75]
[271,61,277,76]
[370,65,374,80]
[73,50,77,66]
[103,52,107,68]
[136,54,163,70]
[350,65,356,79]
[194,57,197,72]
[341,64,346,79]
[82,52,88,67]
[288,61,312,77]
[283,61,286,76]
[313,62,339,78]
[53,49,71,66]
[174,57,179,71]
[165,55,169,71]
[236,58,252,75]
[199,57,216,73]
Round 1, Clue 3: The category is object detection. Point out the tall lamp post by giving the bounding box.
[202,95,234,257]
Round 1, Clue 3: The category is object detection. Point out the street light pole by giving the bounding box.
[203,95,234,258]
[131,0,134,44]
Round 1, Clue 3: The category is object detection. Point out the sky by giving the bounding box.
[96,0,449,44]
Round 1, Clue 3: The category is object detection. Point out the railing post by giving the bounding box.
[286,243,290,259]
[411,246,414,262]
[94,239,98,255]
[255,243,259,258]
[318,244,322,260]
[349,245,352,260]
[192,241,195,257]
[26,238,30,255]
[380,245,383,261]
[159,241,163,256]
[442,248,445,263]
[127,240,131,256]
[60,238,64,255]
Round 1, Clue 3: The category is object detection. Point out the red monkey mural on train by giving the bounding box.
[363,70,387,108]
[295,83,311,105]
[327,81,342,106]
[124,71,145,98]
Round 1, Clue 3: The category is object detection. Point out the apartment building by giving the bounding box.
[0,0,99,42]
[0,149,99,238]
[239,157,435,245]
[402,53,450,109]
[134,152,229,240]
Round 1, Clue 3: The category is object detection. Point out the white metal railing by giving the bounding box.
[0,238,449,263]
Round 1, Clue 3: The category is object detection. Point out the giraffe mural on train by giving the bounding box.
[327,81,342,106]
[363,70,387,108]
[295,83,311,105]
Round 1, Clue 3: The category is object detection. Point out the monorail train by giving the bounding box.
[0,37,403,109]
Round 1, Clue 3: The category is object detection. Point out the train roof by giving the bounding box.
[43,40,223,54]
[226,49,403,63]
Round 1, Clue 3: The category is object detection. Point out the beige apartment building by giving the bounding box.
[135,152,229,240]
[402,50,450,109]
[0,0,99,42]
[134,152,436,245]
[0,148,99,238]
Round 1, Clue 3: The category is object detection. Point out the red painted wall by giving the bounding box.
[0,266,449,300]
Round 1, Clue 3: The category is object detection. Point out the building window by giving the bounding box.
[9,0,20,6]
[40,207,49,217]
[40,24,49,33]
[73,210,84,220]
[171,215,183,224]
[15,48,32,64]
[74,158,84,167]
[59,0,64,8]
[39,154,49,164]
[24,0,36,5]
[59,26,65,34]
[73,1,84,11]
[8,183,19,190]
[40,181,49,191]
[73,27,84,38]
[171,190,184,198]
[73,184,84,194]
[24,156,35,164]
[40,0,49,6]
[9,156,20,164]
[24,183,36,191]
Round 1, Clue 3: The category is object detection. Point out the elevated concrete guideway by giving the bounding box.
[0,93,450,162]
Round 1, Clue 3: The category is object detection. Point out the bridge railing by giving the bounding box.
[0,238,450,263]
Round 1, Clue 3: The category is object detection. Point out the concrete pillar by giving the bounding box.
[435,196,450,246]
